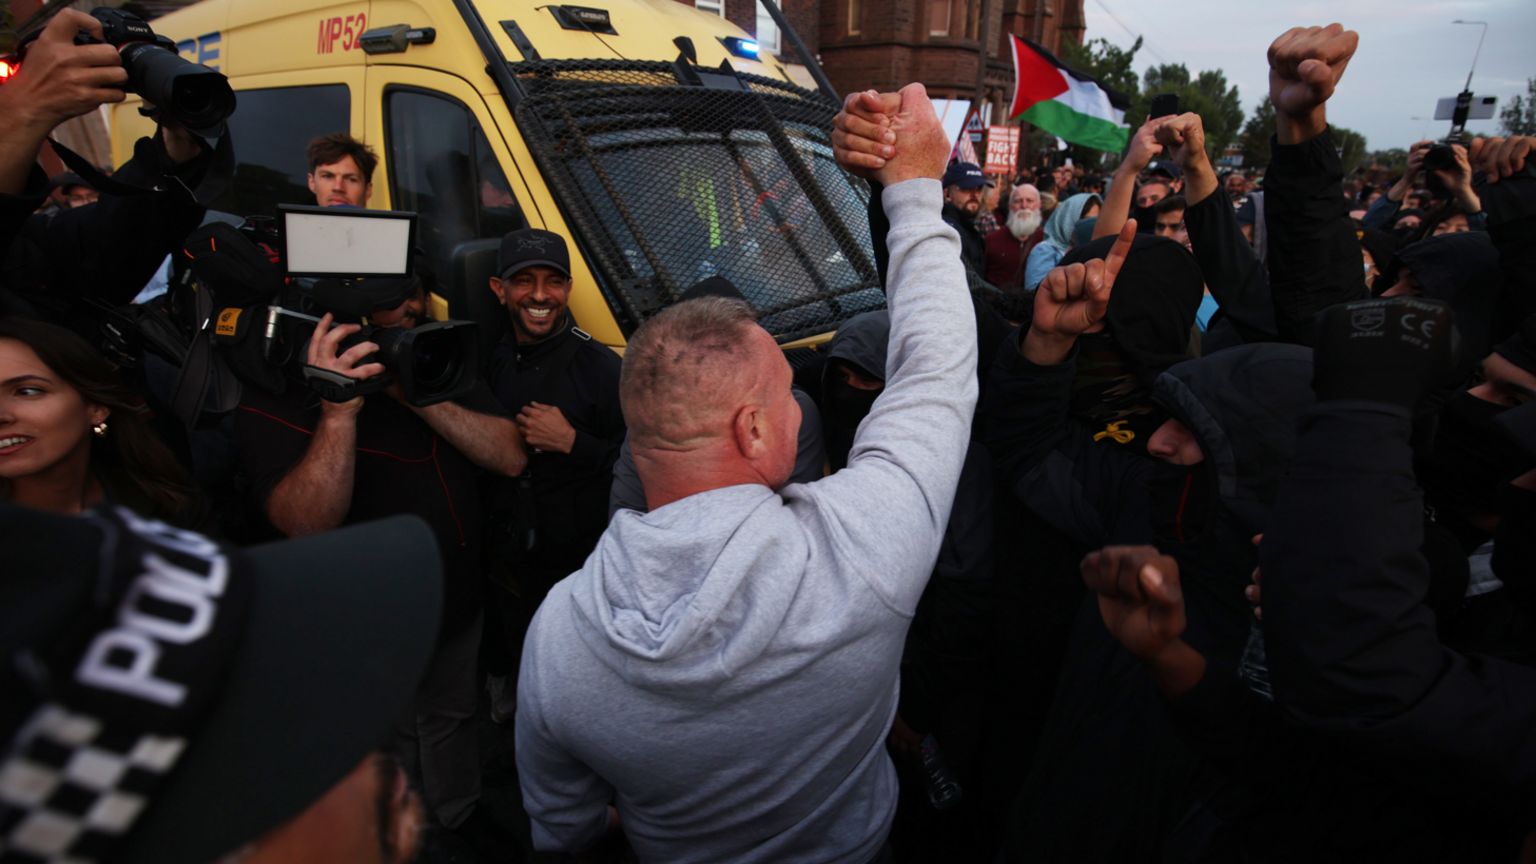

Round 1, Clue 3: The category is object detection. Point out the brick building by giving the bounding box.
[676,0,1085,126]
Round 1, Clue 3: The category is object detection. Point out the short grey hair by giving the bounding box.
[620,297,761,448]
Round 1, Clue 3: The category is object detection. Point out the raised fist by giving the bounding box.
[1154,113,1207,172]
[1081,545,1186,661]
[1267,24,1358,121]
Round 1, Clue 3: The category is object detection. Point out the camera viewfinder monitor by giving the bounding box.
[279,205,417,278]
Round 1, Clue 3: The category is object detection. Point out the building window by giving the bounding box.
[928,0,951,37]
[755,1,780,54]
[695,0,725,15]
[848,0,861,35]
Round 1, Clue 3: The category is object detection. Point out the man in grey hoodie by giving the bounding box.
[514,83,979,862]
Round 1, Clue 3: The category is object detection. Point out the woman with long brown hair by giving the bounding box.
[0,317,198,522]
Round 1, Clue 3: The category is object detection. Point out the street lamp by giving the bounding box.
[1451,19,1487,92]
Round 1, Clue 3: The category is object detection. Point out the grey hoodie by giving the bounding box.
[515,178,978,862]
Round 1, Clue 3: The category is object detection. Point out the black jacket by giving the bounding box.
[941,201,988,276]
[1181,184,1278,351]
[1263,127,1368,344]
[488,315,624,576]
[1263,400,1536,832]
[2,135,213,323]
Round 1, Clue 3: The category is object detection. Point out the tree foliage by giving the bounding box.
[1236,99,1274,170]
[1501,78,1536,136]
[1330,126,1368,176]
[1137,64,1244,160]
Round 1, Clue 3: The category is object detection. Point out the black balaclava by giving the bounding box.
[820,310,890,471]
[1049,234,1203,453]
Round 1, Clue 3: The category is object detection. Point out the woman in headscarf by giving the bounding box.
[1022,192,1102,291]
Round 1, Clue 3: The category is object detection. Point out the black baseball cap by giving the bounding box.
[47,172,94,193]
[942,162,993,190]
[0,505,443,863]
[1145,160,1183,180]
[497,228,571,280]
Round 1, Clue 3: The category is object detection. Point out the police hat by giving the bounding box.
[0,506,442,863]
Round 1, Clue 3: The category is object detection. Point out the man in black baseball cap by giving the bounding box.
[940,161,993,273]
[482,228,624,724]
[0,505,443,863]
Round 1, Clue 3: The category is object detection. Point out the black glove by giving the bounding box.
[1313,297,1458,411]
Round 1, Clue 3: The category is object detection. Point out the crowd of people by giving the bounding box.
[3,9,1536,864]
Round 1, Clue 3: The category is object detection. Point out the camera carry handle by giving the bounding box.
[302,366,372,403]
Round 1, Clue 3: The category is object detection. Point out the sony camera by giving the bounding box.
[76,7,236,136]
[184,206,479,409]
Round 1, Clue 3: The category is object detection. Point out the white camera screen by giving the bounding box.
[283,209,413,276]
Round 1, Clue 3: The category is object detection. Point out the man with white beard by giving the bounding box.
[984,182,1043,290]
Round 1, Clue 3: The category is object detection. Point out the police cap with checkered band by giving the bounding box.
[0,505,442,863]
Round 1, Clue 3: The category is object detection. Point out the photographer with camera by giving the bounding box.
[233,272,527,847]
[1363,139,1486,240]
[1,8,225,327]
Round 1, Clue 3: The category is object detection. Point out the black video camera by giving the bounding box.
[1420,138,1467,200]
[184,206,478,409]
[75,7,236,136]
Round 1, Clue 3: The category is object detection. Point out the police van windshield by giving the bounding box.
[508,59,885,343]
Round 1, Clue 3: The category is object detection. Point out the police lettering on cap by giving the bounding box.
[497,228,572,281]
[942,161,993,190]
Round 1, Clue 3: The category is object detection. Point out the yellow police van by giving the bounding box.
[110,0,883,351]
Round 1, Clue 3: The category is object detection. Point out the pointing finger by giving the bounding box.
[1102,218,1137,291]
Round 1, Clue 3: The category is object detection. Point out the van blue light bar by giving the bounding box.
[721,36,759,59]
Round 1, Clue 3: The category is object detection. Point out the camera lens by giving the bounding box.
[411,330,461,391]
[120,41,236,134]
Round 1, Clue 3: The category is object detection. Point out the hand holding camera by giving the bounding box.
[305,313,385,414]
[8,10,128,134]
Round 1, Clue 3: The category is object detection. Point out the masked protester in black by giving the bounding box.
[816,309,999,859]
[1257,297,1536,860]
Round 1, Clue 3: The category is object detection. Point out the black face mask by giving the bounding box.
[1148,460,1209,547]
[821,375,881,471]
[1425,392,1536,534]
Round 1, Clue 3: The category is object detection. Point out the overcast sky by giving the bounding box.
[1079,0,1536,152]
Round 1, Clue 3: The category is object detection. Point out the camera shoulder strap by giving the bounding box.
[48,128,234,206]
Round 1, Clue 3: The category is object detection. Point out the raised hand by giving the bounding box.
[1024,219,1136,364]
[1080,545,1186,661]
[1154,113,1207,171]
[871,83,952,188]
[1122,117,1167,176]
[1155,113,1217,203]
[11,9,128,132]
[1267,24,1358,143]
[831,90,901,179]
[1470,136,1536,184]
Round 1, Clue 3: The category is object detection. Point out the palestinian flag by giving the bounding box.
[1007,35,1130,152]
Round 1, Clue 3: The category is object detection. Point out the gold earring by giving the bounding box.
[92,421,108,438]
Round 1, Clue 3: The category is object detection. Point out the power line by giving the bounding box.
[1089,0,1169,66]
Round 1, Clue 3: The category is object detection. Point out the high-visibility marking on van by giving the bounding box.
[174,32,222,70]
[317,13,368,54]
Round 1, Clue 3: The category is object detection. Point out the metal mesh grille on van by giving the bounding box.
[507,59,886,343]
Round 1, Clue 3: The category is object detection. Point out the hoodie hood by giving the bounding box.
[1153,343,1315,530]
[569,484,810,691]
[1396,231,1501,374]
[825,310,891,379]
